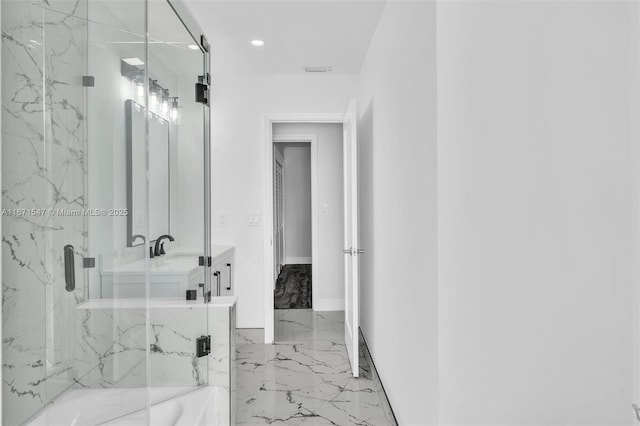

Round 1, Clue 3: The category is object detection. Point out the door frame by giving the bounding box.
[273,135,316,275]
[273,145,286,279]
[263,113,343,343]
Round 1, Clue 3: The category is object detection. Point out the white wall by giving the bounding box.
[274,123,345,310]
[357,2,438,424]
[210,75,357,327]
[279,144,312,261]
[437,2,639,424]
[172,74,206,251]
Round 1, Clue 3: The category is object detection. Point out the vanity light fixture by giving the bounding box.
[149,79,160,111]
[161,89,170,115]
[250,39,266,47]
[170,97,180,122]
[136,77,145,99]
[121,58,177,121]
[122,57,145,66]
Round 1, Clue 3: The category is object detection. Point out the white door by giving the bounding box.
[274,147,285,281]
[343,98,360,377]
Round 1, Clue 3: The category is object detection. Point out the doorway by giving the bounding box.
[263,104,361,376]
[273,141,313,310]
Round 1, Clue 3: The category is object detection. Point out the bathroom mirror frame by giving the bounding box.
[125,98,171,247]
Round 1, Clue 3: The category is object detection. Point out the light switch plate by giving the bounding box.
[217,213,228,227]
[248,211,261,226]
[322,204,329,215]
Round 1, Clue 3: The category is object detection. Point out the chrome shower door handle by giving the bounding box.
[343,247,353,255]
[356,249,365,254]
[64,244,75,292]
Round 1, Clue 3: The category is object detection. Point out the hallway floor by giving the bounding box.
[274,265,312,309]
[235,310,396,425]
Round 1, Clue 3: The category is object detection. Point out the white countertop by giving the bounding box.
[102,245,234,275]
[77,296,237,310]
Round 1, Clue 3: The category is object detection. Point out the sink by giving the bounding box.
[100,245,234,298]
[109,254,201,275]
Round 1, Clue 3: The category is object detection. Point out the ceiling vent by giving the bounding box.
[303,66,332,73]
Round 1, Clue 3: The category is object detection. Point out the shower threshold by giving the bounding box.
[28,386,228,426]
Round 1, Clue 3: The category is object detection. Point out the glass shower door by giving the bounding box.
[41,1,151,424]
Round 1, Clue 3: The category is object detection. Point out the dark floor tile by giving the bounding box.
[274,264,312,309]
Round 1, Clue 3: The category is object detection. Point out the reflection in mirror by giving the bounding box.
[126,99,170,246]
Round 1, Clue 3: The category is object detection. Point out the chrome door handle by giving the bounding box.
[214,271,221,297]
[344,248,365,255]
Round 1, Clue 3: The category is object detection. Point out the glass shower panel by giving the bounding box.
[41,5,89,412]
[3,0,213,423]
[146,0,209,400]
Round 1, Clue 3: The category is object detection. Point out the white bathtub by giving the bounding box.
[107,386,227,426]
[29,386,228,426]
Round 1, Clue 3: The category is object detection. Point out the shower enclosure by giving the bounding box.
[1,0,222,424]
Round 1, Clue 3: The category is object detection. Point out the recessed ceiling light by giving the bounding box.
[250,40,266,47]
[188,44,199,50]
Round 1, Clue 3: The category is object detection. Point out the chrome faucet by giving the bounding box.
[154,234,174,257]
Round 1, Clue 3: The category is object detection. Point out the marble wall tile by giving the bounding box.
[2,225,48,425]
[75,303,235,409]
[38,0,87,20]
[2,1,45,142]
[148,307,211,388]
[74,308,146,388]
[2,1,88,423]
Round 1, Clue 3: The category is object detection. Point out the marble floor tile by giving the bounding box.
[236,310,397,426]
[275,309,344,343]
[237,328,265,345]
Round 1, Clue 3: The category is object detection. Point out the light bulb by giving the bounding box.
[150,92,158,110]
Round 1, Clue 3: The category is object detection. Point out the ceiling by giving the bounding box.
[184,0,387,75]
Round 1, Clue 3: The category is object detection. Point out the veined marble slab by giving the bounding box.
[236,310,396,426]
[74,298,236,406]
[2,2,88,424]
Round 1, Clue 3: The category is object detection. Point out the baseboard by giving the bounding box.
[314,298,344,311]
[284,257,312,264]
[359,328,399,426]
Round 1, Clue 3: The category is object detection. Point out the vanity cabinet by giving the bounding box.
[211,249,234,297]
[100,245,234,299]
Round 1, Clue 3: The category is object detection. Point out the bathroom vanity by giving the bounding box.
[100,245,235,298]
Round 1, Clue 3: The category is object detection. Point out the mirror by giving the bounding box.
[126,99,170,246]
